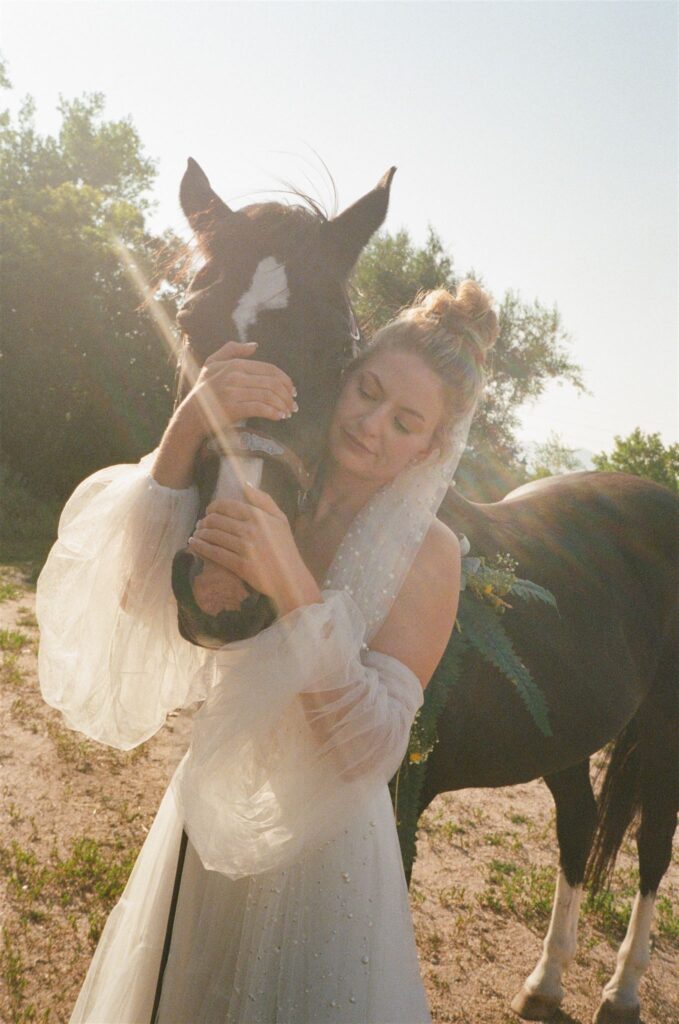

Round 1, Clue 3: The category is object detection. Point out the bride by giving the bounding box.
[37,281,498,1023]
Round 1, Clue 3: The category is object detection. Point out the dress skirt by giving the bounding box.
[70,765,431,1024]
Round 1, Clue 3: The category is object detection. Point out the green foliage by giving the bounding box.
[1,86,178,498]
[352,229,584,498]
[593,428,678,493]
[529,431,585,478]
[456,594,552,738]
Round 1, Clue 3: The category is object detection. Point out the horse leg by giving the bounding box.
[593,711,677,1024]
[511,761,597,1021]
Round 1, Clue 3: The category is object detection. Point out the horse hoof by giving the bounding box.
[510,986,561,1020]
[593,999,641,1024]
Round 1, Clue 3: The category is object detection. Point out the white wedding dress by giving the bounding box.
[36,454,433,1024]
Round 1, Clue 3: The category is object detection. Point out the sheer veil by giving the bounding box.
[325,400,476,641]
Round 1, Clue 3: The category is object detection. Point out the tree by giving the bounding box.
[352,229,585,498]
[1,85,178,498]
[592,429,678,492]
[529,432,585,479]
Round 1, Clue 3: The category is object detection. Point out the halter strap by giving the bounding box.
[206,429,315,495]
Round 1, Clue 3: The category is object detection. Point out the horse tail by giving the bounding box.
[585,715,642,893]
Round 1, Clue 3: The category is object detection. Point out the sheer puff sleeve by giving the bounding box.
[176,589,424,878]
[36,453,210,750]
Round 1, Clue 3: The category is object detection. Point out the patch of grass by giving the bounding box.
[509,812,528,826]
[0,629,30,653]
[9,696,36,728]
[16,608,38,630]
[1,836,139,949]
[583,868,638,944]
[483,831,507,848]
[1,652,26,687]
[438,885,467,910]
[1,926,27,1009]
[0,570,21,603]
[45,719,93,772]
[419,927,445,962]
[478,859,555,926]
[656,894,679,943]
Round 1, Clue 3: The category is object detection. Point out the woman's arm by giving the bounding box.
[151,340,297,489]
[369,518,461,688]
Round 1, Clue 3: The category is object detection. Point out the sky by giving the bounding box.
[3,0,677,460]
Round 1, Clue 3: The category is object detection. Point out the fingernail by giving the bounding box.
[246,341,258,347]
[292,387,298,397]
[292,402,299,412]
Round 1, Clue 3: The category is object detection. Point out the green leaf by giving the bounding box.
[457,595,552,737]
[509,578,558,612]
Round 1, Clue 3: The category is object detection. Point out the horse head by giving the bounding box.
[171,157,395,647]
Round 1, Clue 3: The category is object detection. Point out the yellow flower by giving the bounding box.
[483,584,493,594]
[409,751,423,764]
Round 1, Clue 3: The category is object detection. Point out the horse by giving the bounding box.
[168,158,678,1024]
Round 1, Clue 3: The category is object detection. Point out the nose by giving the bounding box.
[359,404,388,436]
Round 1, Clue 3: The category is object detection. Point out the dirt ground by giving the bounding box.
[1,564,677,1024]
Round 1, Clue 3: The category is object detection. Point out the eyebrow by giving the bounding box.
[362,369,427,422]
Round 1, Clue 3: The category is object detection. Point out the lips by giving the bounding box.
[342,427,375,455]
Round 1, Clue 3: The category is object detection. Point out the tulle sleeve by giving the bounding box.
[36,452,211,750]
[176,590,423,878]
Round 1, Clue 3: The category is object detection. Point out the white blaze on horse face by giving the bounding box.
[598,892,655,1014]
[523,870,583,1005]
[232,257,289,342]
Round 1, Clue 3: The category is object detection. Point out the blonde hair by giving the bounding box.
[350,280,499,437]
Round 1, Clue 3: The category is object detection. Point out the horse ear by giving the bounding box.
[323,167,396,276]
[180,157,233,234]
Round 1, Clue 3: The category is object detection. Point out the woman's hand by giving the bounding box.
[177,340,297,440]
[187,484,322,616]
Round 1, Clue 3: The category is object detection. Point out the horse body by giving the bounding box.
[169,158,678,1024]
[428,470,677,790]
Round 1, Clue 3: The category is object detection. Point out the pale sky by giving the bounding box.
[3,0,677,459]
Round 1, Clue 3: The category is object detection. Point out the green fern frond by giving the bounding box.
[457,594,552,737]
[509,578,559,611]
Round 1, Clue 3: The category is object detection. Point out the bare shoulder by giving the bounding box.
[369,518,461,688]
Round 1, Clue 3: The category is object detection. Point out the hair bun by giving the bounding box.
[422,281,499,361]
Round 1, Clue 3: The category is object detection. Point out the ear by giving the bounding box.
[323,167,396,277]
[180,157,233,234]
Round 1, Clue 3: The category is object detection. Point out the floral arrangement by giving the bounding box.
[388,548,557,878]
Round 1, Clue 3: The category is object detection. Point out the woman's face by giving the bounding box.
[327,349,446,486]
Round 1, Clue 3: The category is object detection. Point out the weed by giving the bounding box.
[16,608,38,630]
[584,868,638,944]
[483,831,507,848]
[1,652,26,686]
[2,926,26,1008]
[655,895,678,944]
[0,572,20,602]
[0,629,30,652]
[410,885,426,906]
[45,719,93,772]
[478,859,555,926]
[419,927,445,961]
[438,885,467,910]
[509,813,528,826]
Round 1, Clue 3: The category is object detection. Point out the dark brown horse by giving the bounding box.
[168,159,678,1024]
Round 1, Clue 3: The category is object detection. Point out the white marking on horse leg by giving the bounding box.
[523,870,583,1004]
[232,257,289,341]
[598,892,655,1014]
